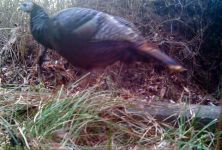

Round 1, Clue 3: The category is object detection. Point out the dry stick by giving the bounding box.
[216,75,222,150]
[0,27,19,66]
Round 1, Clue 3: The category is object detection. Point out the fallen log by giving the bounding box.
[127,102,220,128]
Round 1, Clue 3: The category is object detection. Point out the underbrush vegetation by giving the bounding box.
[0,85,219,149]
[0,84,219,149]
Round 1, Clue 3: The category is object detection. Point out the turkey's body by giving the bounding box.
[21,2,184,72]
[55,40,136,69]
[41,8,144,69]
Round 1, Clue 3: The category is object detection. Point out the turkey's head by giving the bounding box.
[19,1,34,13]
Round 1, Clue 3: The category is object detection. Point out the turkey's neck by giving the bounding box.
[30,5,51,48]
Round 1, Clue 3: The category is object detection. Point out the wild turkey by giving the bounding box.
[19,2,184,75]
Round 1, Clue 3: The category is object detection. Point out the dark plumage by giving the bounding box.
[19,2,184,73]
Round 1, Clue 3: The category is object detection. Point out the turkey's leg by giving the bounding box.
[36,45,47,80]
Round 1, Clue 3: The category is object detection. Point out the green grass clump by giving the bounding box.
[164,114,218,150]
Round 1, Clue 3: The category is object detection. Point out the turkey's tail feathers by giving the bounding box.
[137,42,185,72]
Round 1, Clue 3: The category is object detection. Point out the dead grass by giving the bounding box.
[0,84,167,149]
[0,84,219,149]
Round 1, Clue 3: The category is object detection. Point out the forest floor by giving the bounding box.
[0,31,219,149]
[37,51,216,104]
